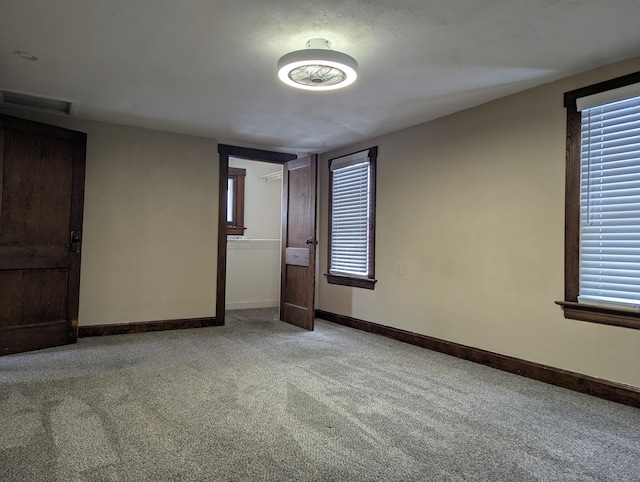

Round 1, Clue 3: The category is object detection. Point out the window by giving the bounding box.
[559,71,640,330]
[326,147,377,289]
[227,167,246,235]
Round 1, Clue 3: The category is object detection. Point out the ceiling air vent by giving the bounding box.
[0,90,78,116]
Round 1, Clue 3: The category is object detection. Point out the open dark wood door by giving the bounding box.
[280,155,317,330]
[0,115,86,355]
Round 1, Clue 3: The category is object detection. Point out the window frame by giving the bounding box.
[326,146,377,290]
[227,167,246,236]
[558,70,640,330]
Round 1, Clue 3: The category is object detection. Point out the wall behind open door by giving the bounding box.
[226,158,282,310]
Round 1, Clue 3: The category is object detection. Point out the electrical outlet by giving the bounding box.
[396,263,403,275]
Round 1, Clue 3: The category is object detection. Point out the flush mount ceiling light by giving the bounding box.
[277,38,358,91]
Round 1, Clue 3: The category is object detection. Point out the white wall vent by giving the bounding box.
[0,90,78,116]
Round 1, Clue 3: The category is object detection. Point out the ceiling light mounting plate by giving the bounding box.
[278,38,358,91]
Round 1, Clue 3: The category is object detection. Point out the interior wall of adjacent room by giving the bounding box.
[317,56,640,389]
[226,158,282,309]
[0,109,219,326]
[228,158,282,239]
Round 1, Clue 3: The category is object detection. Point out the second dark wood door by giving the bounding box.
[0,115,86,356]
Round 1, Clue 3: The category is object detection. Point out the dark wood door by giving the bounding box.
[0,115,86,355]
[280,155,317,330]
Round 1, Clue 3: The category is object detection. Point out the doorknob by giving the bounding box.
[70,231,81,253]
[306,237,318,252]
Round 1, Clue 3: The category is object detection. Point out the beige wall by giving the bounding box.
[318,57,640,389]
[0,109,219,326]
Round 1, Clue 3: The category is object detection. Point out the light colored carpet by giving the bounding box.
[1,308,639,481]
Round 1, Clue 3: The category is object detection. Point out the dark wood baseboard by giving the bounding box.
[315,310,640,409]
[78,316,219,337]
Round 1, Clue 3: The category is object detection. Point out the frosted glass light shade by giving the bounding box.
[277,43,358,91]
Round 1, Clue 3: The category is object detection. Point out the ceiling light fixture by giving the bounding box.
[277,38,358,91]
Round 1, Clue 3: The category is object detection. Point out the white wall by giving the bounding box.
[226,239,281,310]
[229,158,282,239]
[0,109,219,326]
[317,57,640,389]
[227,158,282,309]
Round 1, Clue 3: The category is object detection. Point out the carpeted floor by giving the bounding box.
[1,308,639,481]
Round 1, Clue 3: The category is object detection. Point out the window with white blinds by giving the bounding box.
[328,148,376,286]
[578,92,640,310]
[330,153,370,276]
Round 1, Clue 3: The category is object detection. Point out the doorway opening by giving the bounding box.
[216,145,296,325]
[226,157,283,312]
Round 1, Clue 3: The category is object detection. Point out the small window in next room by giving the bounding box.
[227,167,246,236]
[559,71,640,330]
[326,147,377,290]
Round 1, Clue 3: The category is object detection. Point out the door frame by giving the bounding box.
[216,144,296,325]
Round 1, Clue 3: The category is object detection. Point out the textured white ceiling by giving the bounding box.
[2,0,640,153]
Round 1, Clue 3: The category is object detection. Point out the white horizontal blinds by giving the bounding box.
[330,150,370,277]
[579,92,640,310]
